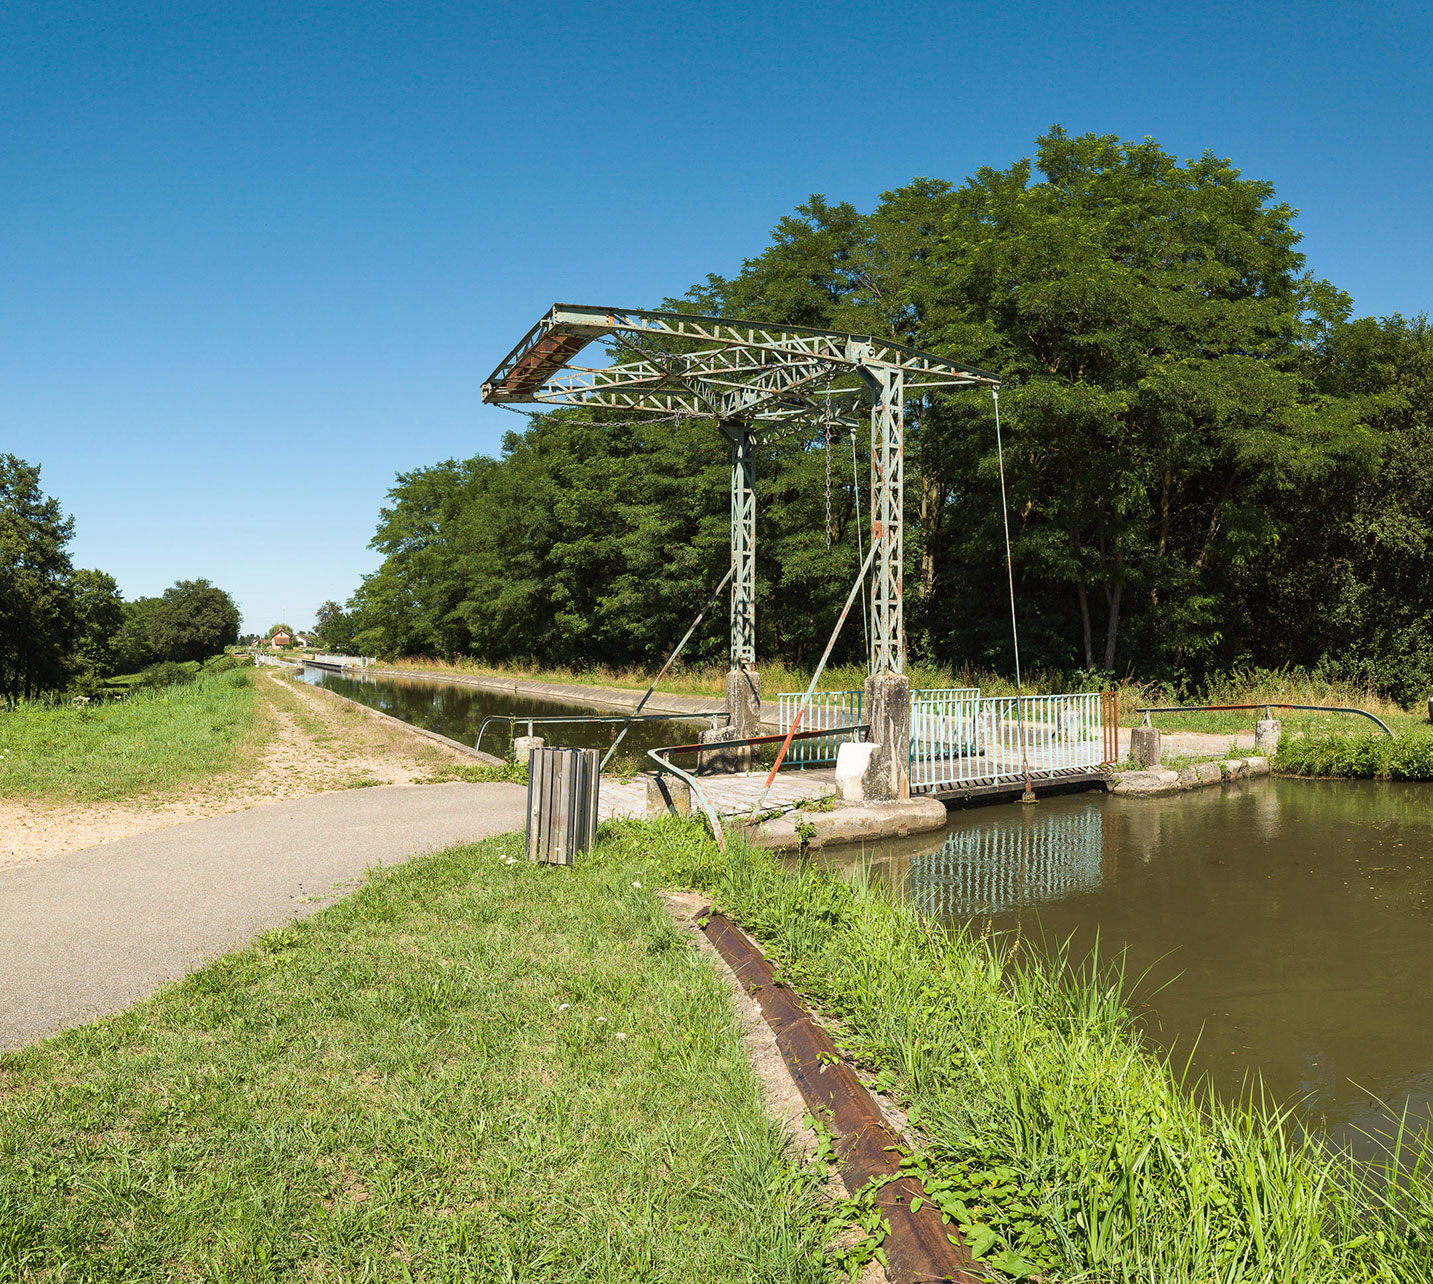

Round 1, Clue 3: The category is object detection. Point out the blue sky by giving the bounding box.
[4,0,1429,634]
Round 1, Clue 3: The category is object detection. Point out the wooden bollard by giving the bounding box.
[525,747,600,865]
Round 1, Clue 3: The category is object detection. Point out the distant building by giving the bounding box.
[271,631,292,647]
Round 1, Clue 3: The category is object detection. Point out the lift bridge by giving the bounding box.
[482,304,1113,803]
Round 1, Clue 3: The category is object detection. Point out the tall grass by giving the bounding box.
[1276,729,1433,780]
[638,822,1433,1282]
[0,668,260,803]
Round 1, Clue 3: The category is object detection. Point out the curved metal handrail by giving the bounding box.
[475,710,726,757]
[647,722,870,847]
[1135,703,1393,738]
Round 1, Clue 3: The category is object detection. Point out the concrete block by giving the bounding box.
[1245,755,1271,776]
[1111,768,1182,796]
[1195,761,1222,787]
[698,725,748,774]
[1255,718,1282,756]
[1220,758,1248,780]
[862,671,911,801]
[646,773,692,818]
[1176,765,1201,790]
[1129,725,1162,768]
[513,734,545,763]
[834,741,877,802]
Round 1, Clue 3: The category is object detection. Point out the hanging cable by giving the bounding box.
[850,427,870,668]
[993,388,1023,690]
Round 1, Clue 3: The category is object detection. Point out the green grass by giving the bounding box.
[0,669,260,803]
[639,824,1433,1283]
[1275,729,1433,779]
[0,830,830,1282]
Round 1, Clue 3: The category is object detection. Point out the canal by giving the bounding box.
[815,777,1433,1155]
[300,665,715,770]
[303,663,1431,1153]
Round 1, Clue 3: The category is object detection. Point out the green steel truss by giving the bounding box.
[481,304,999,673]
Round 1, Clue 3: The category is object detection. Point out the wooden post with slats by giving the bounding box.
[525,747,600,865]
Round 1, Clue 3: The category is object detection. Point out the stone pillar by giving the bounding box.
[512,734,545,763]
[861,671,910,801]
[646,772,692,817]
[1255,718,1282,757]
[1129,725,1161,768]
[722,668,761,771]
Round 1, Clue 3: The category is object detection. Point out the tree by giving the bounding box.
[0,455,76,703]
[923,128,1369,675]
[312,601,356,650]
[150,580,241,663]
[70,569,124,681]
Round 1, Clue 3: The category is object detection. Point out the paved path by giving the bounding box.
[0,782,527,1052]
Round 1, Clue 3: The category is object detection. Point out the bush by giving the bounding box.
[203,653,251,675]
[134,660,196,689]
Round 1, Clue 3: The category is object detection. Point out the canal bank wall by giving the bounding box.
[360,665,750,725]
[1110,754,1270,796]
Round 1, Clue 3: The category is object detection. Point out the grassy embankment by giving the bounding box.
[0,829,833,1281]
[644,823,1433,1282]
[1276,729,1433,780]
[0,668,261,803]
[8,815,1433,1280]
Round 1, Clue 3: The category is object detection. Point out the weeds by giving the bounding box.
[629,818,1433,1282]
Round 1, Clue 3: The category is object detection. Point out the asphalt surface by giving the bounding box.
[0,782,528,1051]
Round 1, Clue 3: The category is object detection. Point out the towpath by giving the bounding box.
[0,782,526,1052]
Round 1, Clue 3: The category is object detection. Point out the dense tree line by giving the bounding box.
[336,129,1433,703]
[0,454,241,702]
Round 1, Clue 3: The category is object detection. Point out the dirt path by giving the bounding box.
[0,672,477,871]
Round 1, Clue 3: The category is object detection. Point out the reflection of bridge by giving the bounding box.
[908,807,1107,919]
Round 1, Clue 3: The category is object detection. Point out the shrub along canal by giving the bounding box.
[815,776,1433,1156]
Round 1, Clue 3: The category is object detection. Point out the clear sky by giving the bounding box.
[4,0,1429,634]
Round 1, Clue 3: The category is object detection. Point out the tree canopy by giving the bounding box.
[336,128,1432,702]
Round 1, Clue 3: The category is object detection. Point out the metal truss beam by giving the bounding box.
[482,304,998,428]
[860,367,905,673]
[724,422,757,670]
[482,304,999,678]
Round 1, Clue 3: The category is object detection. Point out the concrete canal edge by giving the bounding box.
[290,671,506,765]
[688,903,985,1284]
[1110,755,1271,797]
[362,665,743,724]
[744,797,949,850]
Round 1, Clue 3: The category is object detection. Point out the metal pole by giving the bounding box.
[751,540,879,818]
[724,421,756,671]
[993,389,1023,689]
[600,566,733,772]
[868,368,905,673]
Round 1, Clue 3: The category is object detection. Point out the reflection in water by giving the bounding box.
[816,779,1433,1156]
[909,808,1105,917]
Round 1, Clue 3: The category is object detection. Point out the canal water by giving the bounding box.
[299,665,715,771]
[815,778,1433,1154]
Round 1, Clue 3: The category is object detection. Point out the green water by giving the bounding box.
[300,666,713,770]
[815,778,1433,1153]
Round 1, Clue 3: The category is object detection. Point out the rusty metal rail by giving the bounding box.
[701,910,983,1284]
[646,723,869,846]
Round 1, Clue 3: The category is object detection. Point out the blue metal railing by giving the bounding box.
[910,692,1107,793]
[775,690,864,765]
